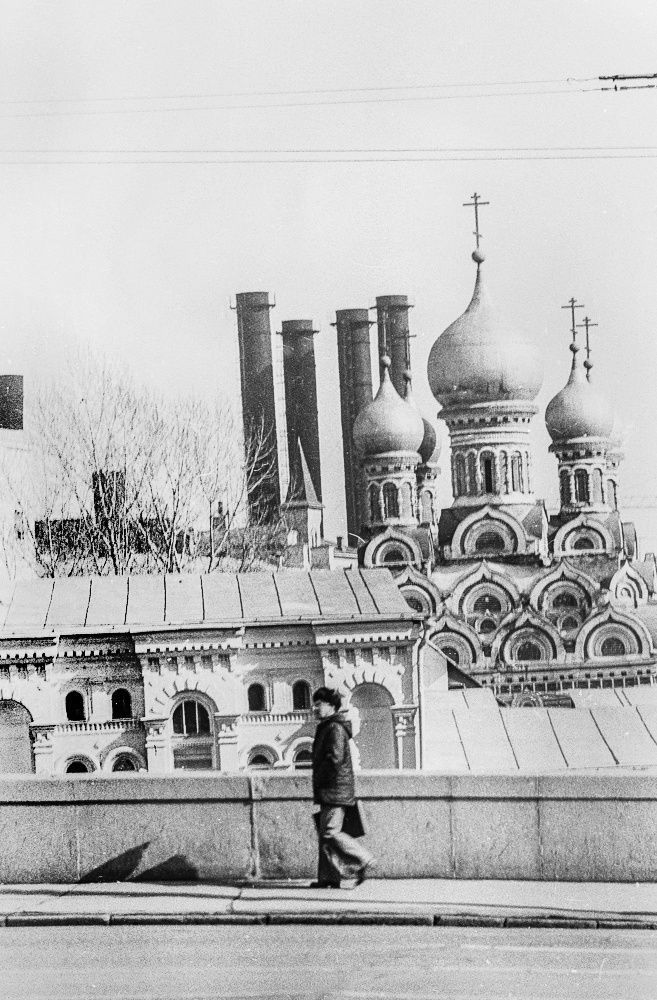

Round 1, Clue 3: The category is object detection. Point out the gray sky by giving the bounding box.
[1,1,656,549]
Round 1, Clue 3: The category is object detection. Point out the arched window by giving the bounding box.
[573,536,595,551]
[247,683,267,712]
[455,454,467,496]
[516,641,542,661]
[607,479,618,510]
[473,594,502,615]
[511,453,523,492]
[441,646,460,666]
[65,691,85,722]
[481,454,496,494]
[66,760,90,773]
[172,699,211,735]
[467,453,477,496]
[592,468,604,503]
[478,618,497,634]
[369,484,381,523]
[111,689,132,720]
[574,469,589,503]
[420,489,433,524]
[292,681,311,711]
[404,595,426,613]
[601,636,626,657]
[560,470,571,506]
[112,755,137,772]
[561,616,580,632]
[553,591,578,609]
[475,531,505,553]
[400,482,413,519]
[248,748,275,769]
[293,746,313,769]
[383,483,399,519]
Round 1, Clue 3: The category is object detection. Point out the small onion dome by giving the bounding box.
[402,369,442,465]
[354,357,424,457]
[427,251,543,408]
[545,345,614,442]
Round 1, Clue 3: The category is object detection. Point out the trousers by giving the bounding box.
[316,805,373,884]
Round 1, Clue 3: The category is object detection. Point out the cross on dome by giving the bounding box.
[577,316,598,382]
[463,191,489,259]
[561,297,584,353]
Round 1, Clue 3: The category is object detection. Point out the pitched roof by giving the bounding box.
[0,569,413,635]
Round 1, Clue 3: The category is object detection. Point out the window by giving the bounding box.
[383,483,399,519]
[592,468,604,503]
[369,484,381,523]
[516,641,542,661]
[574,469,589,503]
[561,616,580,632]
[455,454,467,496]
[112,755,137,772]
[248,748,275,769]
[65,691,85,722]
[405,595,425,613]
[601,637,626,657]
[400,482,413,519]
[475,531,505,553]
[292,681,311,711]
[247,683,267,712]
[473,594,502,615]
[293,746,313,769]
[479,618,497,634]
[441,646,460,666]
[111,688,132,720]
[554,591,578,609]
[172,699,211,735]
[511,453,523,492]
[383,547,406,564]
[560,471,571,506]
[607,479,618,510]
[66,760,90,773]
[573,536,595,551]
[420,489,433,524]
[481,455,496,494]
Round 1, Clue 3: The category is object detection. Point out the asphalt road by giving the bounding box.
[3,924,657,1000]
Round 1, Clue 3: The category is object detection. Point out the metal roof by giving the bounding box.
[0,569,412,634]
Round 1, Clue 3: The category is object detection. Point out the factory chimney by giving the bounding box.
[334,308,373,546]
[280,319,322,504]
[375,296,412,398]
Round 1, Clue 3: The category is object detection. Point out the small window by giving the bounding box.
[560,470,571,506]
[479,618,497,634]
[475,531,505,553]
[473,594,502,615]
[601,636,626,657]
[441,646,460,666]
[405,595,426,613]
[400,482,413,519]
[172,699,211,735]
[574,469,589,503]
[66,760,90,773]
[516,641,542,661]
[66,691,85,722]
[248,751,274,769]
[553,591,578,609]
[561,616,580,632]
[383,483,399,519]
[481,455,496,494]
[112,755,137,772]
[573,536,595,551]
[369,485,381,523]
[455,454,467,496]
[248,683,267,712]
[383,547,406,564]
[292,681,311,711]
[420,489,433,524]
[293,747,313,769]
[111,688,132,720]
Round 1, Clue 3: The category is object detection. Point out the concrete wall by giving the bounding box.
[2,771,657,884]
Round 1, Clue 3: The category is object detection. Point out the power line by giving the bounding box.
[0,145,656,154]
[1,153,657,165]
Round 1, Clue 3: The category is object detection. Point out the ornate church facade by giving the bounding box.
[356,236,657,707]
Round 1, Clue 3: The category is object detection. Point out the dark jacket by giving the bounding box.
[312,713,356,806]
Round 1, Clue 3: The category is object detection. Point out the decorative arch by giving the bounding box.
[285,737,314,768]
[362,526,423,570]
[103,747,146,773]
[490,608,565,666]
[529,561,597,615]
[244,744,280,769]
[575,607,653,662]
[426,610,483,669]
[451,506,527,559]
[450,561,520,618]
[62,754,98,774]
[553,514,615,557]
[609,562,650,609]
[395,566,442,616]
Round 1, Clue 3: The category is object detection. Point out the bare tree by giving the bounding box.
[1,348,288,577]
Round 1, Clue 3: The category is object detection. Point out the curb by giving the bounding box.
[2,910,657,929]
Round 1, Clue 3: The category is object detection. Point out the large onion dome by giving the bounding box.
[545,345,614,442]
[402,369,441,463]
[353,357,424,457]
[427,250,543,408]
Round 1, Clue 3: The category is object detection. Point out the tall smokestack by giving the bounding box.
[375,296,412,397]
[0,375,23,430]
[334,308,373,546]
[280,319,322,503]
[235,292,281,522]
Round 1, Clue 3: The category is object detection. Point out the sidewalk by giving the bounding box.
[2,879,657,929]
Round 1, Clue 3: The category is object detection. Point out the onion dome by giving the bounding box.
[402,370,441,464]
[545,343,614,442]
[427,250,543,408]
[353,357,424,457]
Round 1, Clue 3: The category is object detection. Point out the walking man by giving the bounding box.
[311,686,375,889]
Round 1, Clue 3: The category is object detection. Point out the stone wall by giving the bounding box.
[1,771,657,883]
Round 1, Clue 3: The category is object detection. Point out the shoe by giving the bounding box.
[354,859,376,887]
[309,880,341,889]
